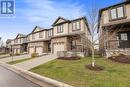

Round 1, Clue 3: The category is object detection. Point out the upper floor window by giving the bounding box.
[39,32,43,38]
[15,39,18,43]
[48,30,52,37]
[57,25,63,33]
[32,34,35,40]
[110,6,125,20]
[72,21,80,30]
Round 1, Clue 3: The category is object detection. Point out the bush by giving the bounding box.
[31,53,39,58]
[15,53,20,56]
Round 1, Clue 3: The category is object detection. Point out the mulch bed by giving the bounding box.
[58,57,81,60]
[108,55,130,64]
[86,64,104,71]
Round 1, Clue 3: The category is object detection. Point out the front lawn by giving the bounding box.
[30,57,130,87]
[8,58,34,65]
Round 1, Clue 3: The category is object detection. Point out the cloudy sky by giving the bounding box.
[0,0,123,42]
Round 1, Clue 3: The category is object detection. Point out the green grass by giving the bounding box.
[30,56,130,87]
[8,58,34,65]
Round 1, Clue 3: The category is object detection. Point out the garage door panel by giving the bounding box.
[36,47,43,55]
[29,48,34,54]
[53,43,65,54]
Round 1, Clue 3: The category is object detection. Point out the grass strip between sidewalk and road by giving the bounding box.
[7,58,34,65]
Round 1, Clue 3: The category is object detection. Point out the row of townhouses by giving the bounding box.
[98,0,130,57]
[6,0,130,57]
[6,17,91,56]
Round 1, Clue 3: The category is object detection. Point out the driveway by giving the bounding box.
[0,66,40,87]
[14,54,57,70]
[0,54,31,62]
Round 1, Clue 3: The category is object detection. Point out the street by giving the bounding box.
[0,66,41,87]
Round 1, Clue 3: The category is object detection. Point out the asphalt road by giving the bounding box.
[0,66,41,87]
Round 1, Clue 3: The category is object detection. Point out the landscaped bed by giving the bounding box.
[58,56,81,60]
[30,56,130,87]
[7,58,34,65]
[108,54,130,63]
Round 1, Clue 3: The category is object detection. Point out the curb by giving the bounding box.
[0,61,73,87]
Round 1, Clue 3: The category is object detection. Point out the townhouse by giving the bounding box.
[10,34,27,54]
[98,0,130,57]
[8,16,91,56]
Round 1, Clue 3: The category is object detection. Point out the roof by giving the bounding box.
[16,34,26,39]
[52,17,70,25]
[6,39,12,43]
[97,1,130,32]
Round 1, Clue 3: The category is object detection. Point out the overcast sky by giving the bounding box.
[0,0,123,42]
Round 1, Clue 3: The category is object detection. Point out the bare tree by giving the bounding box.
[80,0,124,67]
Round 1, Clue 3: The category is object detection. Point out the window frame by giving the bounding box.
[32,34,35,40]
[48,30,52,37]
[72,21,81,31]
[57,25,63,33]
[109,5,126,21]
[120,33,128,41]
[39,32,43,38]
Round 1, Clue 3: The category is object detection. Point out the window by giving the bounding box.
[72,21,80,30]
[57,25,63,33]
[48,30,52,37]
[121,33,128,40]
[110,6,125,20]
[39,32,43,38]
[32,34,35,40]
[15,39,18,43]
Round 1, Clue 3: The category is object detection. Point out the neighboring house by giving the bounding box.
[10,34,27,54]
[27,26,51,55]
[8,16,91,56]
[98,0,130,57]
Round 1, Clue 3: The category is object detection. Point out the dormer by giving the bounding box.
[14,34,26,44]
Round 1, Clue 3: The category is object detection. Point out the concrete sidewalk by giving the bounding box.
[0,54,31,62]
[14,54,57,70]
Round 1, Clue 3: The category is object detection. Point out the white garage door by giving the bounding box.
[29,47,34,54]
[53,43,65,54]
[36,47,43,55]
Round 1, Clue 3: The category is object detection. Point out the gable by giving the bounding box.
[56,19,66,24]
[53,17,69,25]
[32,26,43,33]
[16,34,25,39]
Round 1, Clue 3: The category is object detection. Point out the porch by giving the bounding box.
[102,22,130,57]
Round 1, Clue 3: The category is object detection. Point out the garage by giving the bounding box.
[53,42,65,54]
[29,47,35,54]
[36,47,43,55]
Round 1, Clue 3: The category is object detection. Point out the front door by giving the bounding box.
[118,32,130,48]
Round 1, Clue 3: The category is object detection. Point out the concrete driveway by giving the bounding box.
[0,54,31,62]
[14,54,57,70]
[0,66,41,87]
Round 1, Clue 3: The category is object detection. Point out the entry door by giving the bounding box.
[118,32,130,48]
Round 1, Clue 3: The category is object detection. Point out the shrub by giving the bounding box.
[15,53,20,56]
[31,53,39,58]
